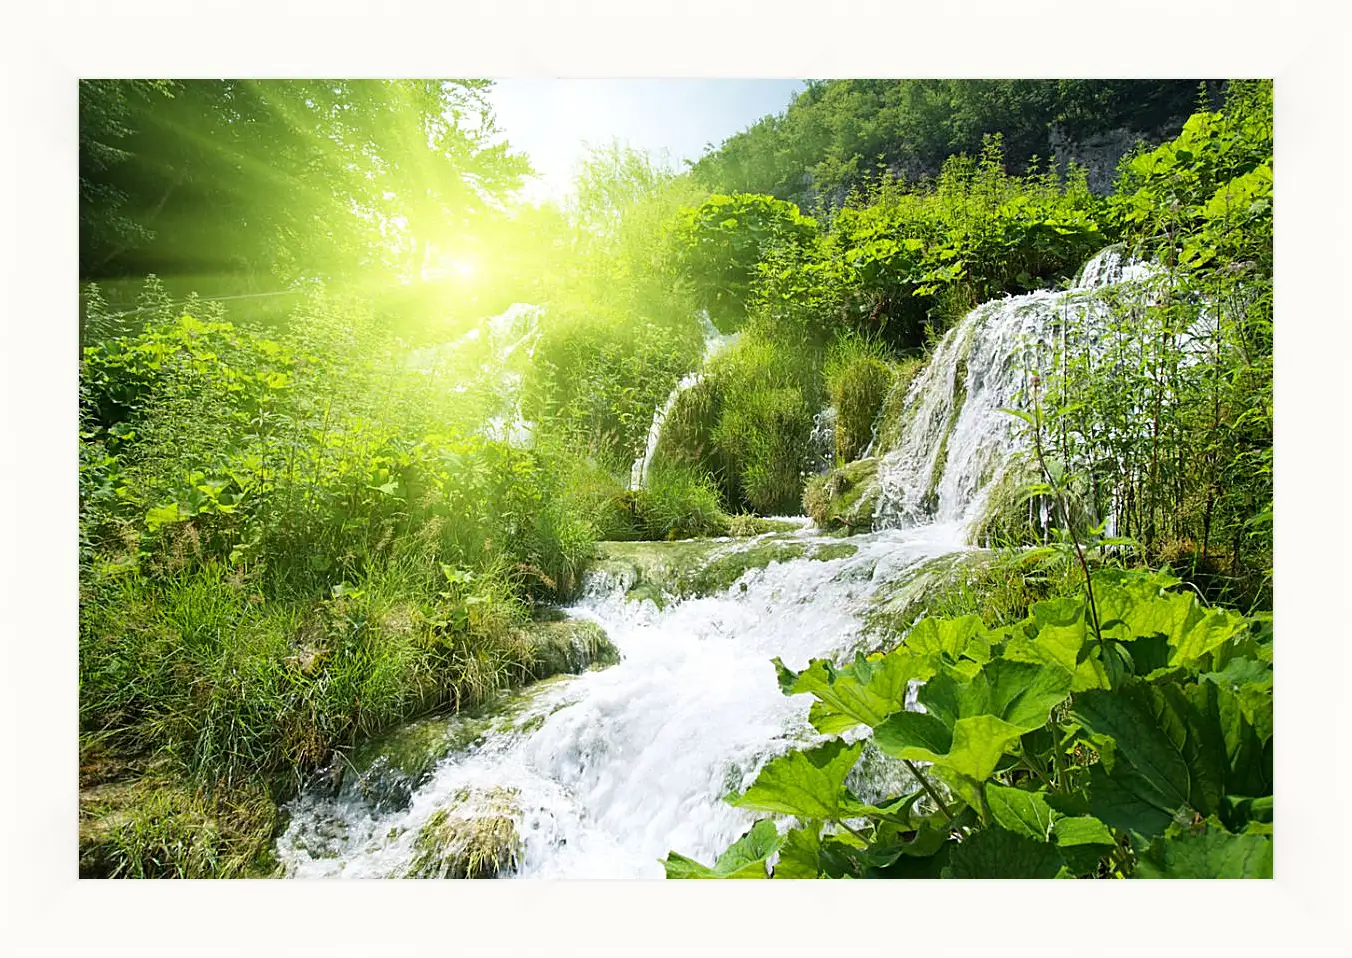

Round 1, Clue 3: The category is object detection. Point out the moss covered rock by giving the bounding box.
[864,549,1087,646]
[725,513,804,537]
[681,540,808,595]
[810,542,859,562]
[871,357,927,457]
[803,457,880,534]
[520,618,619,678]
[339,714,494,812]
[407,786,522,879]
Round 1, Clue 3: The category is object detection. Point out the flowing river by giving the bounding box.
[276,247,1154,879]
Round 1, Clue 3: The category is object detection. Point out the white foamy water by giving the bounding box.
[277,523,966,879]
[277,247,1160,879]
[873,246,1162,531]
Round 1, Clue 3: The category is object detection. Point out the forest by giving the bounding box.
[77,78,1273,881]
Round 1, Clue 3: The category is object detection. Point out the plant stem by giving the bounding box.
[1030,376,1102,643]
[902,759,953,822]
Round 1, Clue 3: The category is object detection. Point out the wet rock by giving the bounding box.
[519,619,619,678]
[407,786,522,879]
[338,714,493,813]
[802,457,880,534]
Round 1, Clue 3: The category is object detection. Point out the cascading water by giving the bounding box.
[808,406,838,474]
[629,311,738,490]
[276,247,1155,879]
[872,247,1161,531]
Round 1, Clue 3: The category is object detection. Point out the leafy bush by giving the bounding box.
[523,303,703,471]
[632,466,729,540]
[665,567,1272,879]
[668,193,819,331]
[824,334,894,463]
[1044,81,1273,607]
[646,331,822,516]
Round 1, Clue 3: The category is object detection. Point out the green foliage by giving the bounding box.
[665,566,1272,879]
[689,79,1216,207]
[80,79,529,284]
[1038,81,1273,606]
[79,775,278,878]
[802,457,879,533]
[663,819,782,879]
[78,287,622,834]
[828,139,1106,345]
[631,466,730,540]
[824,334,893,462]
[647,330,823,516]
[523,305,703,471]
[668,193,818,331]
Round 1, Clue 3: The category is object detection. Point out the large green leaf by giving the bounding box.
[662,819,782,879]
[1133,819,1273,878]
[731,740,864,819]
[1084,763,1179,837]
[1003,596,1088,674]
[1051,815,1116,846]
[1096,582,1197,645]
[873,710,952,757]
[904,615,994,665]
[772,823,822,878]
[1050,815,1117,875]
[1073,684,1194,837]
[878,714,1024,784]
[1170,608,1248,666]
[909,715,1029,810]
[986,784,1058,841]
[983,658,1073,730]
[1203,657,1273,746]
[776,647,932,732]
[944,826,1064,879]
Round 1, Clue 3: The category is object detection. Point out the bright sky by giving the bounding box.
[487,79,806,204]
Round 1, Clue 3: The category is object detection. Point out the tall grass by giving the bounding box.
[823,333,894,463]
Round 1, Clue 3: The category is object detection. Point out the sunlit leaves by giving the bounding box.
[774,646,932,732]
[687,563,1273,880]
[1133,818,1273,879]
[986,783,1058,841]
[729,740,865,820]
[662,819,782,879]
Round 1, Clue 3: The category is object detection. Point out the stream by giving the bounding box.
[276,247,1154,879]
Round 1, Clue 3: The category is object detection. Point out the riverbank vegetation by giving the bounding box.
[78,78,1272,878]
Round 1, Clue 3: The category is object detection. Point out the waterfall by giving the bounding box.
[872,247,1161,535]
[275,247,1158,880]
[808,406,838,474]
[628,311,738,490]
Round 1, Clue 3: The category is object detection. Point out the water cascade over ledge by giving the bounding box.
[276,248,1156,879]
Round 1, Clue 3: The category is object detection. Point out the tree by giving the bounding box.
[79,79,531,287]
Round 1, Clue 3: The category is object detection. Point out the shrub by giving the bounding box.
[653,332,823,515]
[632,466,729,540]
[824,334,894,463]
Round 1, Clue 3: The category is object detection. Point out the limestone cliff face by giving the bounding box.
[800,115,1191,208]
[1047,122,1181,195]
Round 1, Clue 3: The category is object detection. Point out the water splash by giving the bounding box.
[629,311,738,490]
[808,406,838,475]
[276,525,965,879]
